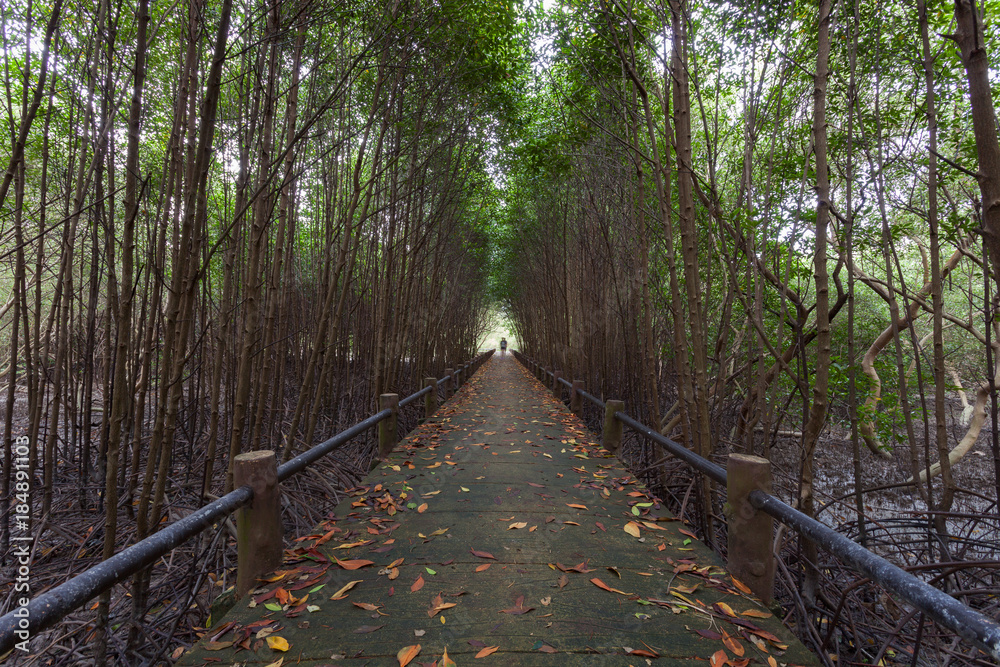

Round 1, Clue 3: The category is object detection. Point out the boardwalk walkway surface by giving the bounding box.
[179,356,817,666]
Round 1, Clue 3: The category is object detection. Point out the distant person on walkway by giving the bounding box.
[500,337,507,357]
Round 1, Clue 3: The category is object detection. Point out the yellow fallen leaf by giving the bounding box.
[266,635,289,652]
[330,580,364,600]
[508,522,528,530]
[441,647,457,667]
[741,608,773,618]
[263,659,283,667]
[623,521,641,538]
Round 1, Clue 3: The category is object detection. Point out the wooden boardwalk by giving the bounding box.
[179,356,817,666]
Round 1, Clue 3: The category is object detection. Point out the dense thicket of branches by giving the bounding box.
[0,0,524,662]
[498,0,1000,663]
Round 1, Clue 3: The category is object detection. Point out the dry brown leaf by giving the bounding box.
[741,608,772,618]
[410,575,425,592]
[710,649,728,667]
[566,503,588,510]
[508,522,528,530]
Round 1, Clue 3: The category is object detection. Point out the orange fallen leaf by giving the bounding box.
[335,557,374,570]
[566,503,588,510]
[476,563,491,572]
[741,608,772,618]
[475,646,500,658]
[710,649,728,667]
[731,576,753,595]
[441,647,457,667]
[397,644,421,666]
[411,575,425,592]
[723,631,745,656]
[417,503,428,513]
[590,577,630,595]
[767,657,778,667]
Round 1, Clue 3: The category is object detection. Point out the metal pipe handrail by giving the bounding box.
[0,351,492,653]
[513,352,1000,659]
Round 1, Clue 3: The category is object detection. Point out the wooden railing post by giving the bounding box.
[423,377,438,419]
[726,454,775,604]
[378,394,399,458]
[602,400,624,454]
[570,380,584,416]
[552,370,562,398]
[444,369,454,399]
[235,451,282,598]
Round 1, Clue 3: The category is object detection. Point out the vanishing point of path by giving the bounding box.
[179,356,818,666]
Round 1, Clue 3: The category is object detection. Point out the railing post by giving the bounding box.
[552,370,562,398]
[726,454,775,604]
[378,393,399,458]
[234,450,282,598]
[444,368,454,399]
[570,380,584,416]
[423,378,437,419]
[602,400,624,454]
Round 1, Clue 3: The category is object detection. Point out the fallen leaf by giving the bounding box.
[441,647,457,667]
[500,595,534,615]
[623,521,641,538]
[697,629,724,640]
[354,625,384,634]
[330,580,364,600]
[411,575,425,592]
[714,601,737,618]
[723,631,745,657]
[767,657,778,667]
[335,558,374,571]
[628,648,659,658]
[397,644,421,666]
[710,649,728,667]
[204,641,234,651]
[476,563,491,572]
[731,577,753,595]
[508,522,528,530]
[266,636,289,652]
[470,547,496,559]
[352,602,380,611]
[590,578,630,595]
[557,575,569,589]
[263,660,283,667]
[475,646,500,658]
[741,609,772,618]
[566,503,588,510]
[417,503,428,513]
